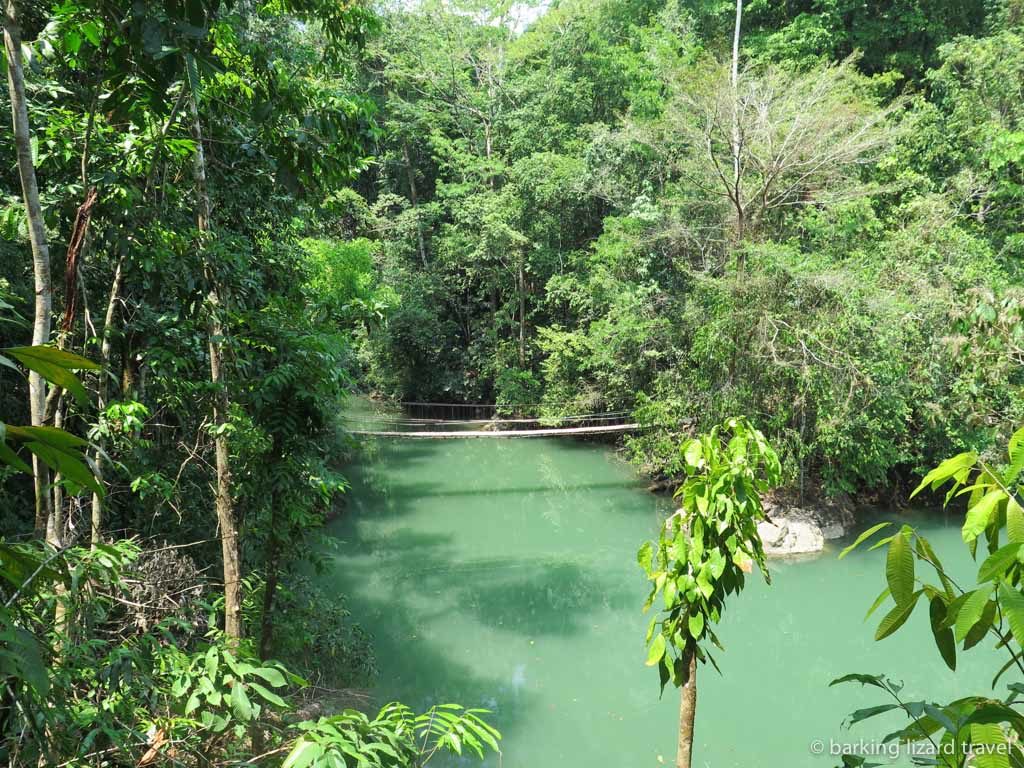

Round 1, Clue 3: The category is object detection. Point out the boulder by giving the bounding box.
[757,491,858,556]
[757,517,825,556]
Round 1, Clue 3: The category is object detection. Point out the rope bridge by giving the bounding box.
[344,401,641,439]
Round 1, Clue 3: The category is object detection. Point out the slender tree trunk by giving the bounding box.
[731,0,745,262]
[4,0,53,537]
[402,141,428,268]
[484,121,494,191]
[676,649,698,768]
[190,93,243,642]
[91,256,124,547]
[517,261,526,369]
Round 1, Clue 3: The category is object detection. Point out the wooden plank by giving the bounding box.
[348,423,641,439]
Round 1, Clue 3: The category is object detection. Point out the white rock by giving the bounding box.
[758,517,825,556]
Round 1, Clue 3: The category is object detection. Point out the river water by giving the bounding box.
[326,425,999,767]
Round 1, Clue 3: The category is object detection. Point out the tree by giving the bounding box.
[649,55,899,256]
[638,417,781,768]
[834,428,1024,766]
[3,0,53,537]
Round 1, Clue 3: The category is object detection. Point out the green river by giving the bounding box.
[327,421,998,767]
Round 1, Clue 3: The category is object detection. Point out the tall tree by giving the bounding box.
[187,67,243,641]
[3,0,53,537]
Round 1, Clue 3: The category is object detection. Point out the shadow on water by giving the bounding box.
[451,559,636,637]
[329,416,676,766]
[324,530,544,762]
[367,479,644,501]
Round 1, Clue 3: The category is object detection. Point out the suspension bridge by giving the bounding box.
[343,401,642,439]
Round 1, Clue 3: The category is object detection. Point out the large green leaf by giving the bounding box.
[231,681,253,721]
[688,611,704,639]
[999,581,1024,649]
[24,441,102,496]
[979,543,1023,583]
[964,491,1007,543]
[283,739,324,768]
[6,425,88,450]
[0,619,50,696]
[4,346,98,406]
[1008,498,1024,545]
[1006,426,1024,485]
[929,596,956,671]
[911,451,977,498]
[645,633,666,666]
[875,591,921,640]
[886,531,915,606]
[969,722,1010,768]
[955,584,995,643]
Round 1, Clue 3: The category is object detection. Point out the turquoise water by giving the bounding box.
[326,429,999,767]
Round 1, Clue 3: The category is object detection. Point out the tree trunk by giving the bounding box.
[676,649,697,768]
[91,255,124,547]
[190,93,243,642]
[517,261,526,369]
[731,0,744,260]
[4,0,53,538]
[402,141,428,268]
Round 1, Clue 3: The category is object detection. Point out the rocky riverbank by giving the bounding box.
[757,492,858,557]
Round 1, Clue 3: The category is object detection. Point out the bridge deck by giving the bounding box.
[348,423,640,439]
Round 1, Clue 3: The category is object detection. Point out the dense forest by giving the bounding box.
[1,0,1023,766]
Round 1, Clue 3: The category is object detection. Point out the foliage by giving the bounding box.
[833,428,1024,766]
[344,0,1023,502]
[638,418,781,691]
[285,703,501,768]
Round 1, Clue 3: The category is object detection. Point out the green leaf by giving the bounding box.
[283,740,323,768]
[683,439,702,468]
[828,673,889,689]
[964,598,997,650]
[912,452,977,498]
[204,646,218,679]
[250,666,287,687]
[886,531,915,606]
[24,441,102,496]
[6,425,87,450]
[688,611,704,639]
[998,581,1024,649]
[969,722,1010,768]
[979,543,1023,583]
[645,633,666,667]
[839,522,891,560]
[955,583,995,643]
[0,439,30,474]
[875,591,921,640]
[3,346,99,370]
[0,354,20,374]
[231,682,253,721]
[929,596,956,671]
[964,491,1007,543]
[1007,498,1024,544]
[249,682,286,708]
[864,587,891,621]
[846,703,899,725]
[4,346,98,405]
[637,541,653,573]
